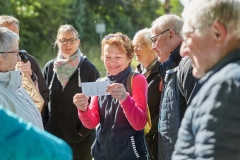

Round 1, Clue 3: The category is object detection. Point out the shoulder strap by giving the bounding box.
[126,71,136,96]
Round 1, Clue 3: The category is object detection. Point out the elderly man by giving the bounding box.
[0,27,43,129]
[151,14,198,160]
[172,0,240,159]
[0,15,49,114]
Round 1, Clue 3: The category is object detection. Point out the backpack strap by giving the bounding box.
[126,71,136,96]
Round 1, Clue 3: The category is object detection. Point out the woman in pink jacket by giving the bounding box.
[73,32,148,160]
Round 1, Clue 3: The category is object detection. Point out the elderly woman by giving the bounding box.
[73,32,148,160]
[0,27,43,129]
[133,28,161,160]
[42,24,100,160]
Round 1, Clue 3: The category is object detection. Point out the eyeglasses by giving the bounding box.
[104,34,127,41]
[0,50,20,58]
[151,29,170,44]
[133,43,147,50]
[58,38,78,44]
[181,24,211,41]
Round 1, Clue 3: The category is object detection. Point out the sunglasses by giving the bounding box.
[104,34,127,41]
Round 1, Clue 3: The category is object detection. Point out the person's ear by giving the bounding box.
[169,29,174,39]
[212,21,226,44]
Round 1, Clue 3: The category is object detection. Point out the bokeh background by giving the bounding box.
[0,0,187,76]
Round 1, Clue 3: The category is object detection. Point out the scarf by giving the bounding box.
[140,59,158,77]
[53,49,82,89]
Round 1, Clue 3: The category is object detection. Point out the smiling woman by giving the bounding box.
[73,32,149,160]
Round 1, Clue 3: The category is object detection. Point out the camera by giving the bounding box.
[18,50,29,63]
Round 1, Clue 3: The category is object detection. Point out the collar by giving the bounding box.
[107,66,131,83]
[199,48,240,84]
[169,43,182,64]
[137,59,158,77]
[160,43,182,78]
[0,70,22,90]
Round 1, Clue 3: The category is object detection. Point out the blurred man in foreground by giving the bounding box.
[173,0,240,159]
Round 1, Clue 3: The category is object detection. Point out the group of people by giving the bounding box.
[0,0,240,159]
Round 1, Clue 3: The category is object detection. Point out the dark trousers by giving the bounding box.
[68,130,96,160]
[146,133,158,160]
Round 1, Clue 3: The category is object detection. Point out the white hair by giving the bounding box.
[0,27,19,53]
[133,28,152,49]
[182,0,240,39]
[151,14,183,36]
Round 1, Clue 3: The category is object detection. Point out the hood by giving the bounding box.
[0,70,22,90]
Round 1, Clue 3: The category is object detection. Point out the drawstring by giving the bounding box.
[49,72,56,90]
[78,67,81,87]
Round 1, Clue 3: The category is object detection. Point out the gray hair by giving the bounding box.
[133,28,152,49]
[182,0,240,39]
[151,14,183,36]
[0,27,19,54]
[0,15,20,28]
[54,24,79,48]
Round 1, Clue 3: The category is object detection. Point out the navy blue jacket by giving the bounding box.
[158,45,198,160]
[173,48,240,160]
[92,66,147,160]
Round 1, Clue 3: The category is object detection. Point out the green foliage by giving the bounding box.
[0,0,184,73]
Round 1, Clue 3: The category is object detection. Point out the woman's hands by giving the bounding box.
[19,61,32,76]
[73,94,89,112]
[107,83,127,101]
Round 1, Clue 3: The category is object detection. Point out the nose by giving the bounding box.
[180,41,189,57]
[151,43,157,52]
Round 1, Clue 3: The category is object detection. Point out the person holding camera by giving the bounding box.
[0,27,43,129]
[0,15,49,114]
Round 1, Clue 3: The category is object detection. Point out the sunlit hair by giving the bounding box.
[182,0,240,39]
[133,28,152,49]
[0,27,19,55]
[151,14,183,36]
[54,24,79,49]
[0,15,20,28]
[101,32,134,61]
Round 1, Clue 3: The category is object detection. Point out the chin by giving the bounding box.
[193,67,205,79]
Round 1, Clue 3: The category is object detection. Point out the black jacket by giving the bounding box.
[136,61,161,136]
[27,54,49,114]
[42,56,100,143]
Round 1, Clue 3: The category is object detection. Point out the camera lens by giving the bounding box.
[18,50,29,63]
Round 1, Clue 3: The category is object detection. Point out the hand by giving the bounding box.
[73,93,89,112]
[19,61,32,76]
[106,83,127,101]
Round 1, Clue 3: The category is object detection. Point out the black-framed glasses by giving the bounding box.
[151,29,170,44]
[181,24,211,41]
[133,43,147,50]
[0,50,20,58]
[104,34,127,41]
[58,38,78,44]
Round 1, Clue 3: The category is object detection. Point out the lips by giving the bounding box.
[109,66,119,69]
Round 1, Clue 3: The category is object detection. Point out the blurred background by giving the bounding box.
[0,0,187,76]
